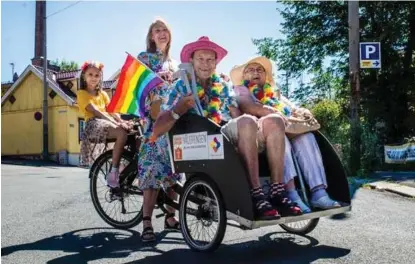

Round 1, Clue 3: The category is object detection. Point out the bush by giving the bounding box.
[310,100,381,176]
[311,100,342,141]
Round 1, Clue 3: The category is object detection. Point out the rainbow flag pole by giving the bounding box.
[107,52,167,117]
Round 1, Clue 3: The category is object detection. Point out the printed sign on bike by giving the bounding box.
[173,132,209,161]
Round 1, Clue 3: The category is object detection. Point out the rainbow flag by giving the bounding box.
[107,54,164,117]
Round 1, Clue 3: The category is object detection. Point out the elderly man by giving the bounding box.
[231,56,341,213]
[151,37,302,220]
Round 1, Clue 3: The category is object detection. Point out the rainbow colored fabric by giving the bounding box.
[107,54,164,117]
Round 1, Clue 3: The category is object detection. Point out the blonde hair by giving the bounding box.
[145,18,172,60]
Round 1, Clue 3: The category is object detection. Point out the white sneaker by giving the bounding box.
[107,171,120,188]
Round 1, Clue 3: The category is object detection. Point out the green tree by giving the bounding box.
[253,1,415,173]
[51,59,79,71]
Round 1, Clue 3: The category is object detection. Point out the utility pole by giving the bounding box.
[348,0,361,175]
[42,1,49,161]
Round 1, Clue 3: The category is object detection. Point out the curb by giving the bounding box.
[1,160,78,168]
[366,181,415,198]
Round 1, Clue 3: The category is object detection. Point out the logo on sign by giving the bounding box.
[174,147,183,160]
[207,134,224,159]
[210,137,221,153]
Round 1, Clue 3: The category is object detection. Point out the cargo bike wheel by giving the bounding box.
[279,218,319,235]
[90,150,144,230]
[179,175,227,252]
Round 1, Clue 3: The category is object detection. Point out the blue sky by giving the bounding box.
[1,1,286,83]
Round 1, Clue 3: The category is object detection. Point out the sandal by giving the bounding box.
[164,213,180,231]
[269,183,302,216]
[251,187,281,220]
[141,216,156,242]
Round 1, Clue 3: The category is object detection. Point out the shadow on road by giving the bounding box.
[1,228,350,263]
[128,231,351,264]
[1,227,182,263]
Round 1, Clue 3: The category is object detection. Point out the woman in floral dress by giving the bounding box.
[136,17,181,242]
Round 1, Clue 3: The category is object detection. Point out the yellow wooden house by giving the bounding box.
[1,64,116,165]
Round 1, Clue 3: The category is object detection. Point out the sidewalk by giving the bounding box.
[366,181,415,198]
[1,157,79,168]
[365,171,415,198]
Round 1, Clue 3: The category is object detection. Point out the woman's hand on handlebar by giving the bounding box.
[118,122,131,131]
[118,120,134,131]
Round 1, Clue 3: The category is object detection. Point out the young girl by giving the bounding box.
[136,18,181,243]
[77,61,133,188]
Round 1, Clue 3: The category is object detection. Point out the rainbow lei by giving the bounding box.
[242,80,291,117]
[197,74,224,125]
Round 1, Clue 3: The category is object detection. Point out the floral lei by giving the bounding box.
[242,80,291,117]
[197,74,223,125]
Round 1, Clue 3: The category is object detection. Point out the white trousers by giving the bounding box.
[284,133,327,190]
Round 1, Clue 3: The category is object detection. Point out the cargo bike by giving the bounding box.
[89,113,351,253]
[89,66,352,253]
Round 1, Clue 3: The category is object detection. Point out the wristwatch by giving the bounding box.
[171,110,180,120]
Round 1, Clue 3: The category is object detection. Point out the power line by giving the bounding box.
[46,1,82,18]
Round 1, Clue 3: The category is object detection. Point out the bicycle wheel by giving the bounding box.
[280,218,319,235]
[179,175,226,252]
[90,150,143,229]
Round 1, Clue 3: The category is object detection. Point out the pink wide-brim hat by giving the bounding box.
[180,36,228,64]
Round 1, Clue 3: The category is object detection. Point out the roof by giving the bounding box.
[56,70,81,80]
[1,65,76,106]
[103,80,116,89]
[1,64,120,106]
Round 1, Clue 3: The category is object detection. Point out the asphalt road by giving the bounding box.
[1,163,415,264]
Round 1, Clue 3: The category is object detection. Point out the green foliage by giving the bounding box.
[254,1,415,174]
[51,59,79,71]
[311,100,342,139]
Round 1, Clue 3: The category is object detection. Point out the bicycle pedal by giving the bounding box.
[155,213,165,218]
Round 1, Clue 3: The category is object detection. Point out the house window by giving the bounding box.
[9,95,16,104]
[66,81,73,89]
[49,90,57,99]
[78,118,85,142]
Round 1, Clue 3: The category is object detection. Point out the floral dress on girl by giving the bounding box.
[136,50,182,190]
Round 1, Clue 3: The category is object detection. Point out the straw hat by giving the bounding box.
[230,56,275,87]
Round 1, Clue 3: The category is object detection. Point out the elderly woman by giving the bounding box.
[230,56,341,213]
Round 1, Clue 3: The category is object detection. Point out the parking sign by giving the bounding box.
[360,42,381,69]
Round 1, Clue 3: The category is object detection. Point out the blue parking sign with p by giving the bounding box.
[360,42,381,69]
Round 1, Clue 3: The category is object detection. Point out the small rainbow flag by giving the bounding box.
[107,53,164,117]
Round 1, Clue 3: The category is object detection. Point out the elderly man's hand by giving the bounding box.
[174,95,195,115]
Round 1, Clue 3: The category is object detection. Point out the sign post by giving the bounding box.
[360,42,381,69]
